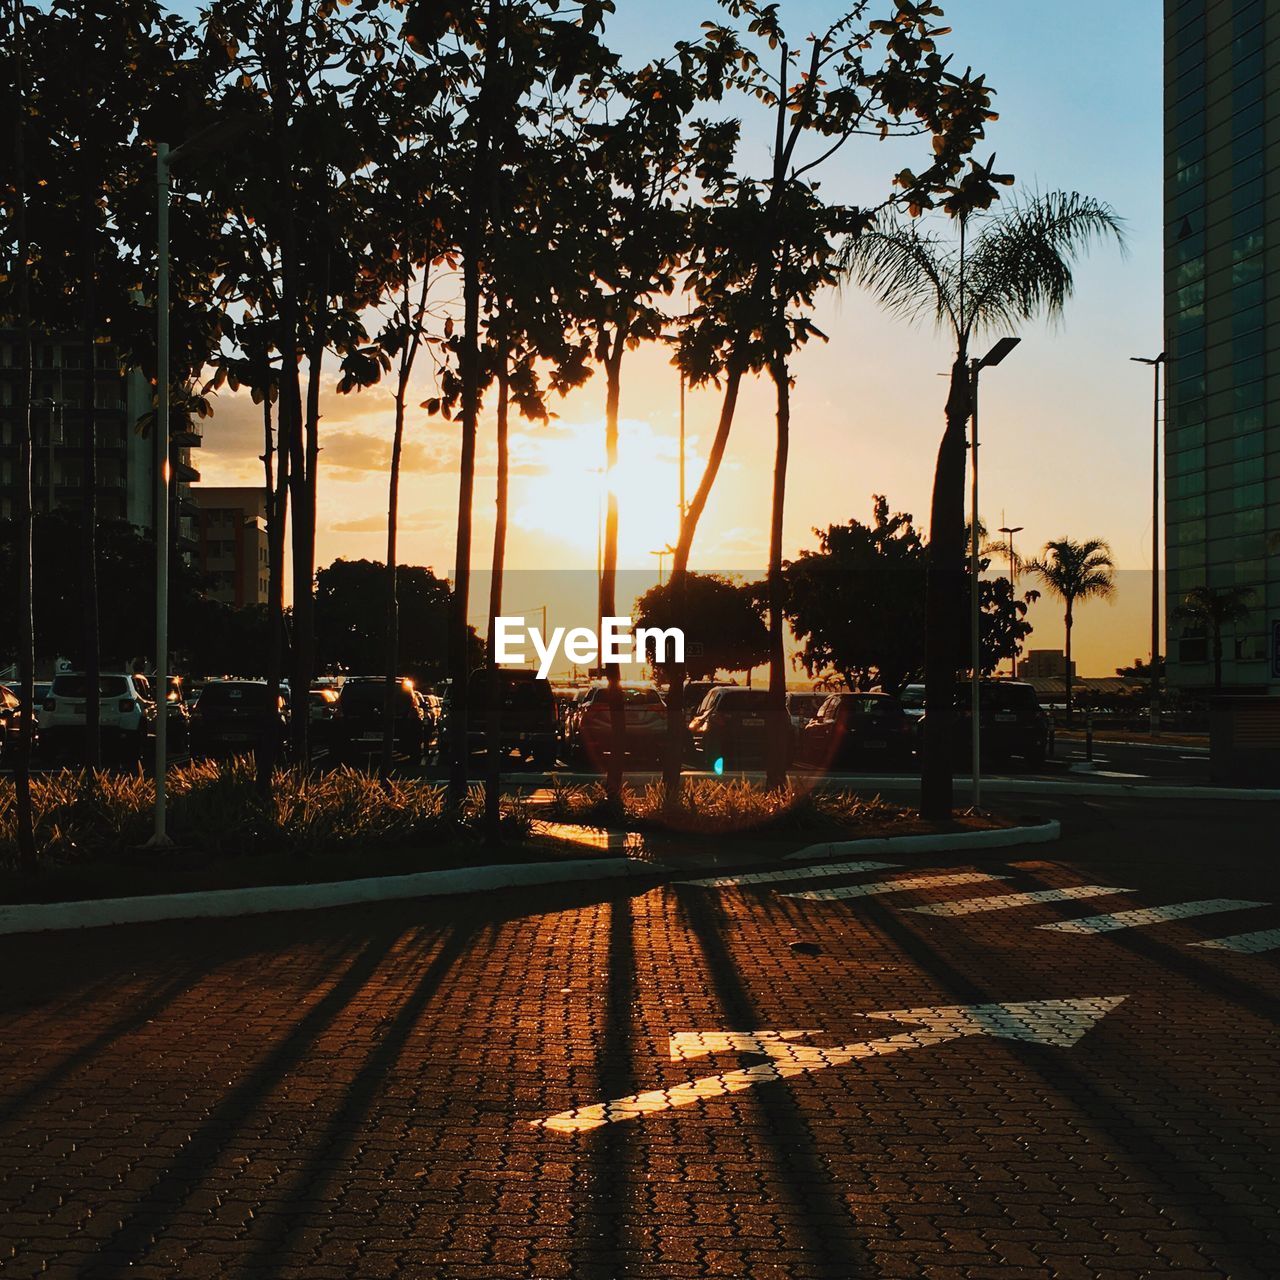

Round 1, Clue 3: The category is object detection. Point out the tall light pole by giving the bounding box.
[148,118,247,848]
[1130,353,1165,736]
[998,523,1023,676]
[969,336,1020,808]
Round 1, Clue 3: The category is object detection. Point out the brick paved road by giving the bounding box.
[1,798,1278,1279]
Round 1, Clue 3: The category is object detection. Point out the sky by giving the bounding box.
[194,0,1165,678]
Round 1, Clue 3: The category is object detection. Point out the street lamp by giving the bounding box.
[1130,353,1165,737]
[969,336,1020,809]
[650,544,675,586]
[149,117,248,848]
[997,523,1023,676]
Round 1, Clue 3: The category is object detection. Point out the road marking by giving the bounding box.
[1037,899,1268,935]
[784,871,1009,902]
[906,884,1134,917]
[533,998,1128,1134]
[1191,928,1280,954]
[677,860,899,888]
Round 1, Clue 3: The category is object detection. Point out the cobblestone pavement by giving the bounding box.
[1,798,1278,1279]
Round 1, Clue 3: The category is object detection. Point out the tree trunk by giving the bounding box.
[484,365,510,844]
[601,341,626,804]
[382,386,407,781]
[11,17,37,871]
[920,354,971,820]
[1063,605,1074,719]
[1212,626,1223,694]
[662,360,745,800]
[764,356,790,788]
[258,387,286,795]
[446,0,502,812]
[81,243,101,768]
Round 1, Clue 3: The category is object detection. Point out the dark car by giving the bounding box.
[919,679,1049,766]
[680,680,732,725]
[461,668,558,769]
[798,692,915,769]
[568,684,668,768]
[0,684,38,765]
[331,678,428,765]
[190,680,289,758]
[688,687,780,768]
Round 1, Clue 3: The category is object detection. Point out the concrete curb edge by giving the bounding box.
[784,819,1063,863]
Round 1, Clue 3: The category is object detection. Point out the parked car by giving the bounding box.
[189,680,289,758]
[786,692,827,740]
[0,684,38,764]
[918,679,1049,766]
[308,686,340,750]
[899,683,926,721]
[797,692,915,769]
[330,677,427,765]
[681,680,732,725]
[688,687,778,768]
[39,672,157,762]
[459,668,558,768]
[568,684,668,768]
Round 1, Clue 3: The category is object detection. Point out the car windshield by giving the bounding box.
[51,675,129,698]
[198,683,274,709]
[845,696,895,717]
[899,686,925,710]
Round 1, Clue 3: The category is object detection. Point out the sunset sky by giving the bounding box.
[195,0,1164,678]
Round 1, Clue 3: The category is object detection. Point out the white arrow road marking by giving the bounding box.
[1037,899,1268,935]
[533,997,1127,1134]
[785,871,1009,902]
[906,884,1134,917]
[676,860,899,889]
[1191,928,1280,954]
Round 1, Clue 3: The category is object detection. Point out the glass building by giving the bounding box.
[1164,0,1278,691]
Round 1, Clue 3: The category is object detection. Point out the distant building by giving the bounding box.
[1021,649,1077,680]
[190,486,269,608]
[0,329,201,547]
[1163,1,1277,692]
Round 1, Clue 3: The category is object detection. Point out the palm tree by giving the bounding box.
[1173,585,1255,693]
[842,192,1124,817]
[1027,537,1116,719]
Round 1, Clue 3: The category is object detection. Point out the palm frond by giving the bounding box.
[1027,536,1116,604]
[963,192,1126,339]
[838,215,960,333]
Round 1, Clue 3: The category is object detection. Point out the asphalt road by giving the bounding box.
[0,796,1277,1278]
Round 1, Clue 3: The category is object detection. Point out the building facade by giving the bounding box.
[0,331,201,546]
[190,485,270,608]
[1164,0,1279,692]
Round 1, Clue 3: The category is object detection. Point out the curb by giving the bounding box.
[783,819,1062,862]
[798,775,1280,802]
[0,857,661,939]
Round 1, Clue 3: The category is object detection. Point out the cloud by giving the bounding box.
[329,512,444,534]
[322,429,455,480]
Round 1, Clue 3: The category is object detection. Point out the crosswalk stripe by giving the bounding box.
[1036,899,1268,935]
[676,860,899,889]
[784,872,1010,902]
[905,885,1134,917]
[1190,928,1280,954]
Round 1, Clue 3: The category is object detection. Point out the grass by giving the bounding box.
[540,776,1000,837]
[0,758,546,902]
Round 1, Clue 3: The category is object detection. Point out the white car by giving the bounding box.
[40,672,156,761]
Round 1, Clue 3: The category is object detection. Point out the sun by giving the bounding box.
[512,417,687,567]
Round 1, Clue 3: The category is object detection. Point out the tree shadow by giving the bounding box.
[672,884,880,1276]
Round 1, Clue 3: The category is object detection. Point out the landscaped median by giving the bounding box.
[0,764,1058,935]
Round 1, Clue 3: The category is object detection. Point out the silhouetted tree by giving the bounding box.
[634,573,768,683]
[844,191,1123,814]
[1027,536,1116,718]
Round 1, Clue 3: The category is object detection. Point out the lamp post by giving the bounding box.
[650,544,675,586]
[148,118,247,848]
[1130,353,1165,736]
[969,336,1020,809]
[997,523,1023,676]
